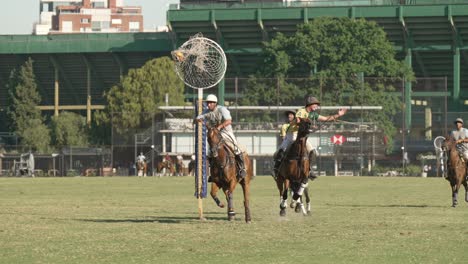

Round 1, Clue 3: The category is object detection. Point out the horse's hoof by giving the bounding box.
[280,209,286,217]
[295,204,301,213]
[228,211,235,221]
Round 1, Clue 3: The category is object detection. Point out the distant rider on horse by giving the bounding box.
[195,94,247,180]
[272,96,347,180]
[450,118,468,162]
[137,152,146,163]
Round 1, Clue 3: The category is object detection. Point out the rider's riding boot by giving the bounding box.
[235,154,247,179]
[207,157,214,182]
[308,151,317,181]
[271,150,284,178]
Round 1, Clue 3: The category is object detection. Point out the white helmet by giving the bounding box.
[205,94,218,103]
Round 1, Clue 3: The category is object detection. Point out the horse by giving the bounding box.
[136,160,147,177]
[275,118,312,216]
[156,160,175,176]
[289,148,317,214]
[175,159,186,176]
[188,159,196,176]
[442,137,468,207]
[206,126,253,223]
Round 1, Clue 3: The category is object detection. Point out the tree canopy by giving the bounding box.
[50,111,90,148]
[6,58,51,152]
[96,57,185,134]
[242,17,414,151]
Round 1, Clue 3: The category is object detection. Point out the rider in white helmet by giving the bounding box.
[137,152,146,163]
[195,94,247,180]
[450,117,468,161]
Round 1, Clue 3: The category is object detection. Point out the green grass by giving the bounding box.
[0,176,467,264]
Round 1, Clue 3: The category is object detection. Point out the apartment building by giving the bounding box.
[35,0,143,34]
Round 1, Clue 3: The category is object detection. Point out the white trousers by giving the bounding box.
[278,132,313,155]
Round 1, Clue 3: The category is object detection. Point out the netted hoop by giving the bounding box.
[434,136,446,151]
[172,33,227,89]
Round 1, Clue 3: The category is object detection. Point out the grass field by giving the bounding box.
[1,176,467,264]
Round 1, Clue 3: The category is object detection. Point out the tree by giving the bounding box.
[6,58,50,152]
[96,57,185,134]
[244,17,414,152]
[50,111,90,148]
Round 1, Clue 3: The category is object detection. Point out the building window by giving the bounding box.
[62,21,73,32]
[129,21,140,32]
[81,18,90,24]
[101,21,110,29]
[111,19,122,25]
[92,2,105,8]
[91,21,101,30]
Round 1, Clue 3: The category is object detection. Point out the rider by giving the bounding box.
[137,152,146,163]
[450,117,468,161]
[280,110,296,141]
[195,94,247,180]
[272,96,347,180]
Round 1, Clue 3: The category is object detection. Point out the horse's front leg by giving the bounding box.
[463,180,468,203]
[292,181,308,215]
[210,183,224,208]
[451,182,459,207]
[304,187,311,215]
[241,180,251,223]
[280,180,289,217]
[225,188,236,221]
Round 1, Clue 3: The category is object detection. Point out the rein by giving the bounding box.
[208,128,233,170]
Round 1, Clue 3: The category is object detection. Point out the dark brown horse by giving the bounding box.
[442,137,468,207]
[275,118,311,216]
[207,126,253,223]
[188,159,196,176]
[175,159,186,176]
[156,160,175,176]
[136,160,147,177]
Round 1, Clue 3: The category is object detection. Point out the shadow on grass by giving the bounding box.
[75,212,233,224]
[326,203,447,208]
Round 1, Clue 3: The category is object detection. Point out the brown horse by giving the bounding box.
[207,126,253,223]
[136,160,147,177]
[188,159,196,176]
[442,137,468,207]
[156,160,175,176]
[175,159,187,176]
[275,118,311,216]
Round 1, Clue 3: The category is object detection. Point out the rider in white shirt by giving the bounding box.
[450,118,468,160]
[137,152,146,163]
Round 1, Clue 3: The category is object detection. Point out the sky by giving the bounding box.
[0,0,180,35]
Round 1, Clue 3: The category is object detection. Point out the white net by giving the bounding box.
[172,33,227,89]
[433,136,445,151]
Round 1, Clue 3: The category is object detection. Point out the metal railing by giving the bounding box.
[170,0,465,10]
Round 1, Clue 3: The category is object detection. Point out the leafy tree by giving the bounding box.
[244,17,414,152]
[50,111,90,148]
[6,58,51,152]
[21,119,51,153]
[96,57,185,134]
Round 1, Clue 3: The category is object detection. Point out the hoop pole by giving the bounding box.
[197,88,204,220]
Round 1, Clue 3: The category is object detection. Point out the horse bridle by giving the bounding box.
[208,127,232,169]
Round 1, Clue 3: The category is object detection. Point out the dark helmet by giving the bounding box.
[305,96,320,106]
[284,110,296,116]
